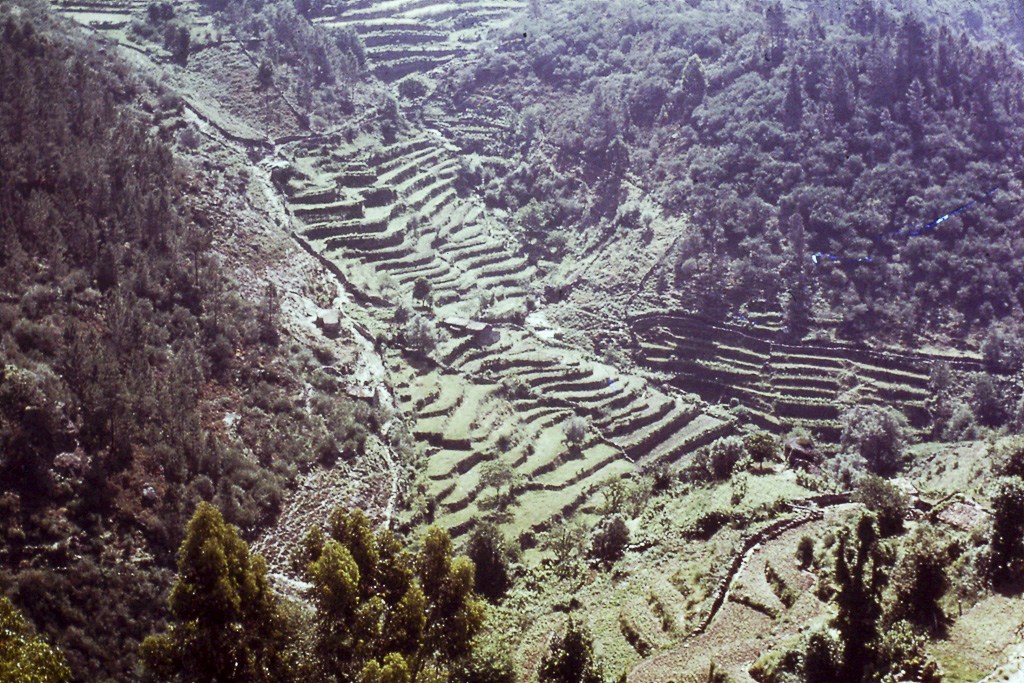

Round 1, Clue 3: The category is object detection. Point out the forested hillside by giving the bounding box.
[437,0,1023,345]
[0,5,383,679]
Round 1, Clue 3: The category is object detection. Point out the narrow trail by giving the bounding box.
[629,497,849,683]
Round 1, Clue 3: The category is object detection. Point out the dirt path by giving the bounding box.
[628,518,829,683]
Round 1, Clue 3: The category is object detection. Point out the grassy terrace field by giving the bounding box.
[631,311,986,443]
[315,0,525,82]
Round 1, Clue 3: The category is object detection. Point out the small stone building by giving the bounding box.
[784,436,819,472]
[316,309,342,338]
[441,317,499,346]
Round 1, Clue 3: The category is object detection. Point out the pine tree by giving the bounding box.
[783,66,803,130]
[140,502,293,683]
[680,54,706,110]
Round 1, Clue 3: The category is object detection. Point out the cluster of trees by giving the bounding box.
[0,596,71,683]
[693,431,779,482]
[449,0,1023,344]
[205,0,369,129]
[143,503,505,683]
[0,9,373,680]
[754,512,946,683]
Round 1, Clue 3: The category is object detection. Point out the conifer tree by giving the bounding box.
[830,514,885,682]
[140,503,292,683]
[783,66,803,130]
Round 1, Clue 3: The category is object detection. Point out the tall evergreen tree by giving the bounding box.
[141,503,293,683]
[830,514,885,682]
[783,66,803,130]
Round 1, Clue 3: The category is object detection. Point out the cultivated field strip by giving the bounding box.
[631,312,984,440]
[282,133,535,308]
[51,0,145,28]
[384,319,735,537]
[315,0,526,82]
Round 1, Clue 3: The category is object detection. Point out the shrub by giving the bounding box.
[839,405,907,476]
[989,476,1024,583]
[882,524,948,631]
[467,522,512,602]
[971,373,1006,427]
[796,535,815,569]
[982,324,1023,374]
[590,515,629,566]
[412,276,432,303]
[397,76,428,100]
[703,436,744,481]
[538,617,603,683]
[563,416,588,448]
[853,474,908,537]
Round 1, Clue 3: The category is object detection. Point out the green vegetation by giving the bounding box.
[460,0,1023,344]
[538,617,604,683]
[0,7,374,679]
[143,505,491,682]
[466,522,513,602]
[3,0,1023,681]
[140,503,292,683]
[0,597,71,683]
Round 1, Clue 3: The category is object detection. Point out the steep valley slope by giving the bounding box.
[5,0,1024,680]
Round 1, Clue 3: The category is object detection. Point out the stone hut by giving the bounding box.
[441,317,499,346]
[784,436,819,472]
[316,309,342,338]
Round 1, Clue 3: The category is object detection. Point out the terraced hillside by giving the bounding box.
[280,132,536,311]
[50,0,143,29]
[315,0,526,82]
[389,322,735,537]
[273,129,739,538]
[631,311,988,442]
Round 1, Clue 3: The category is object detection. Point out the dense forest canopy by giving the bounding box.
[443,0,1023,345]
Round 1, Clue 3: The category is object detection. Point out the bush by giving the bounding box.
[971,373,1006,427]
[590,515,629,566]
[796,535,815,569]
[853,474,908,537]
[882,524,948,631]
[839,405,907,476]
[989,476,1024,583]
[702,436,744,481]
[412,276,432,303]
[538,617,603,683]
[563,416,588,448]
[397,76,429,100]
[982,324,1023,374]
[466,522,512,602]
